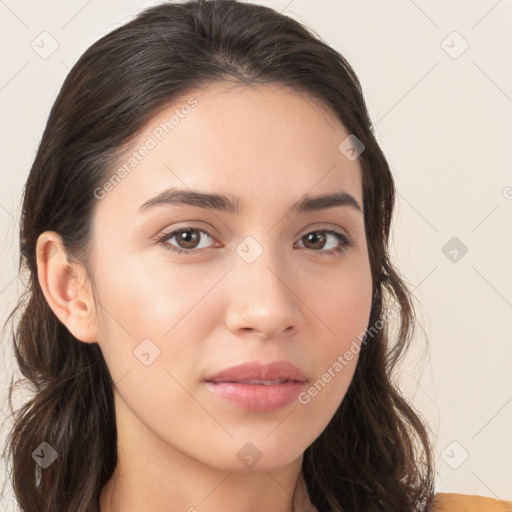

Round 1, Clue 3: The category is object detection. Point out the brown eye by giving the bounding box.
[297,230,351,255]
[173,229,202,250]
[156,227,217,255]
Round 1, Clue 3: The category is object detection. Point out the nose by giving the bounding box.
[225,250,304,340]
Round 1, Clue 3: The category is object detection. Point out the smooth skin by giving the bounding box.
[36,82,373,512]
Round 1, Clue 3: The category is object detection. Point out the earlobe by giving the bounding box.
[36,231,98,344]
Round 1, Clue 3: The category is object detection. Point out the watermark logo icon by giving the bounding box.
[236,236,263,264]
[442,236,468,263]
[441,441,469,469]
[237,442,262,468]
[134,338,161,366]
[338,134,365,161]
[441,31,469,59]
[31,32,59,59]
[32,442,58,469]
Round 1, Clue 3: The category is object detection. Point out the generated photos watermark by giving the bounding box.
[298,299,401,405]
[93,97,198,200]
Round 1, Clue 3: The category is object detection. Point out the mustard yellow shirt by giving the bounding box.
[433,492,512,511]
[307,492,511,511]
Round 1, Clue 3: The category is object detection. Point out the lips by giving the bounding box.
[205,360,307,384]
[205,360,308,413]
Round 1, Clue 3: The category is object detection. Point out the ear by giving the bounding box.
[36,231,98,344]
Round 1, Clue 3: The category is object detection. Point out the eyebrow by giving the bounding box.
[138,188,363,215]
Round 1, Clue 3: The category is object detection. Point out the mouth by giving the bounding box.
[204,360,307,412]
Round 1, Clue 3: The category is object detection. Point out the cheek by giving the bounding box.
[295,307,368,438]
[90,251,233,408]
[298,262,372,414]
[310,255,373,347]
[93,251,211,341]
[90,255,208,434]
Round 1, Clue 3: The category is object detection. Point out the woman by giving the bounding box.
[2,1,510,511]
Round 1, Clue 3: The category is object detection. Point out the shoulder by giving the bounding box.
[432,492,512,511]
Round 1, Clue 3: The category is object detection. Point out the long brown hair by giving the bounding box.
[2,1,435,510]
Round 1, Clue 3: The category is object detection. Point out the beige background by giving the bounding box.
[1,0,511,508]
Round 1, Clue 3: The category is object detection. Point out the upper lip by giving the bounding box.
[206,360,307,383]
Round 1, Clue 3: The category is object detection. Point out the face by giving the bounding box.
[88,82,373,472]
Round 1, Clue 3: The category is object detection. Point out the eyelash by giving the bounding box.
[154,226,352,257]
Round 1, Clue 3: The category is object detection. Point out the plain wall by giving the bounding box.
[1,0,511,509]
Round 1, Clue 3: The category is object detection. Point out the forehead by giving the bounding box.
[97,82,363,219]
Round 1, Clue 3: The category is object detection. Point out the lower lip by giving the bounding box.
[205,381,306,412]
